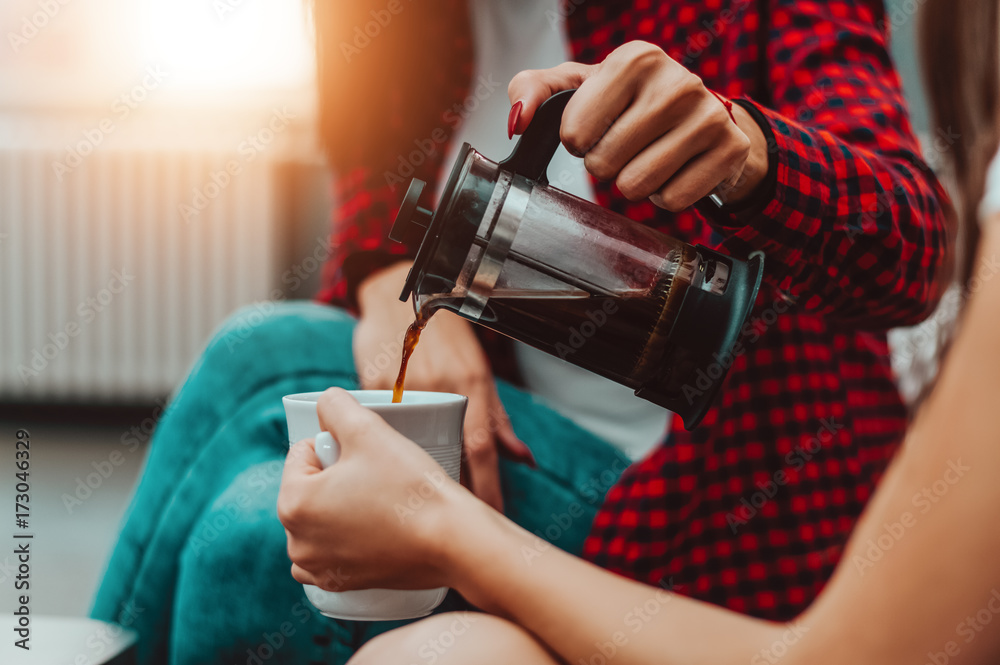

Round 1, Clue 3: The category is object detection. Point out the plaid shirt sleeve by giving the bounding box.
[702,0,952,329]
[316,0,473,310]
[316,165,429,309]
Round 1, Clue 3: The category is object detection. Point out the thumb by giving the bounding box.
[316,388,386,455]
[507,61,596,135]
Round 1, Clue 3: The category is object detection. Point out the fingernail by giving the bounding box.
[508,101,523,140]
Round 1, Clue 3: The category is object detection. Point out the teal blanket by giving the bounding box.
[91,302,629,664]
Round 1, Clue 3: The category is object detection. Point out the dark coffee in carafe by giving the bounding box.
[388,90,763,428]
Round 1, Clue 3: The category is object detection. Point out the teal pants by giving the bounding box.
[91,302,629,665]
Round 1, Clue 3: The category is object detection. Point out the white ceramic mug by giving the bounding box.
[282,390,467,621]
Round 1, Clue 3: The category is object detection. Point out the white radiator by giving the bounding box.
[0,109,309,402]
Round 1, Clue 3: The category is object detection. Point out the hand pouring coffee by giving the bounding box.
[389,90,764,427]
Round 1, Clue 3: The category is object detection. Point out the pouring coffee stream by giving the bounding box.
[391,310,429,404]
[389,90,764,427]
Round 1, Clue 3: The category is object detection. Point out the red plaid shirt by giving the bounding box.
[317,0,951,621]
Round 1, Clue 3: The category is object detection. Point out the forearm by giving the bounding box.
[706,104,951,328]
[794,223,1000,664]
[698,1,951,327]
[356,260,414,317]
[442,493,784,665]
[436,222,999,664]
[320,164,427,309]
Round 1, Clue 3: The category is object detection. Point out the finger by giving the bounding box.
[497,429,537,468]
[291,563,318,587]
[651,141,749,213]
[316,387,385,453]
[313,566,356,593]
[488,392,536,468]
[581,101,677,182]
[291,562,355,592]
[559,62,642,158]
[283,438,324,479]
[278,440,323,530]
[614,119,720,202]
[581,74,705,183]
[463,385,505,512]
[466,446,504,512]
[508,61,596,134]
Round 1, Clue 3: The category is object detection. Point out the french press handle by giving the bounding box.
[498,89,576,186]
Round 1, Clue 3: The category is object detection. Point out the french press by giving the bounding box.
[389,90,763,428]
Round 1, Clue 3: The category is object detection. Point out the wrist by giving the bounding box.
[433,487,523,610]
[356,260,414,317]
[723,102,771,203]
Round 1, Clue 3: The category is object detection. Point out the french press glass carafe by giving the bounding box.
[389,90,763,428]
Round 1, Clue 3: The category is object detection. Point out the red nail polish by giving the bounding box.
[508,101,523,140]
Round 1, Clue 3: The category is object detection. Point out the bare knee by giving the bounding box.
[349,613,482,665]
[349,612,557,665]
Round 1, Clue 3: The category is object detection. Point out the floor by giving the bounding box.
[0,408,151,620]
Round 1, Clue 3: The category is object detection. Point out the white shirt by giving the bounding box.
[436,0,670,459]
[981,146,1000,221]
